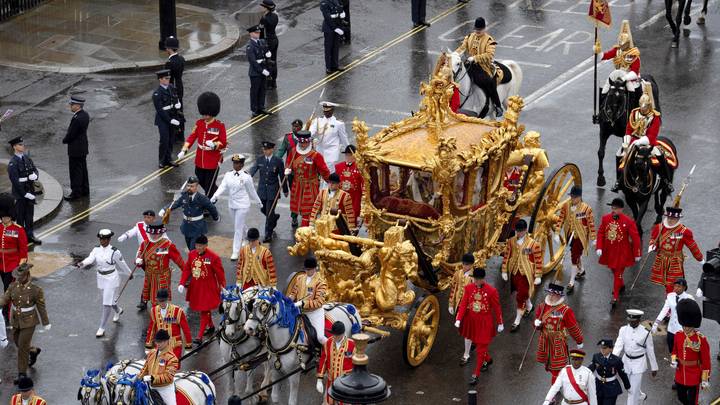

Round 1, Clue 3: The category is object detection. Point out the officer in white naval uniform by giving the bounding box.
[652,278,694,354]
[544,349,597,405]
[613,309,658,405]
[77,229,132,337]
[211,154,262,260]
[309,102,348,172]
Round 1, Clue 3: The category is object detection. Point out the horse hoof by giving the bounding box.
[597,176,606,187]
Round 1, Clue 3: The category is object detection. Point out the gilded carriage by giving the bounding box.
[287,71,581,367]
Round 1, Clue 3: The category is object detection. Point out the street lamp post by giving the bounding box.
[158,0,177,50]
[329,333,391,404]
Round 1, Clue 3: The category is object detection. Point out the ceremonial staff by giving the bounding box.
[629,164,696,291]
[519,302,545,371]
[161,178,190,224]
[114,242,151,305]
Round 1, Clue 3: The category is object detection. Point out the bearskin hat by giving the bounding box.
[0,193,15,219]
[197,92,221,117]
[677,298,702,328]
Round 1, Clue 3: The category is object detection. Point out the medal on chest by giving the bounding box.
[192,259,204,278]
[471,291,487,312]
[607,221,623,242]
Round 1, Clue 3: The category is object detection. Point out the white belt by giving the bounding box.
[256,59,264,64]
[162,105,173,110]
[20,305,36,313]
[18,177,27,182]
[198,145,213,151]
[330,13,338,18]
[594,371,617,382]
[183,215,204,221]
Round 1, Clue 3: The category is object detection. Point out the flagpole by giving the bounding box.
[592,23,599,125]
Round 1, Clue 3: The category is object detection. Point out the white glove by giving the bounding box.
[577,343,584,349]
[210,196,217,204]
[454,320,461,328]
[592,240,597,247]
[700,259,706,266]
[135,258,143,266]
[284,168,292,175]
[174,102,181,109]
[670,361,678,369]
[158,209,166,218]
[0,338,8,348]
[467,56,475,63]
[262,69,270,77]
[534,277,541,285]
[177,150,186,160]
[118,234,128,242]
[178,285,185,294]
[44,324,51,331]
[294,301,303,308]
[265,51,272,58]
[635,135,650,146]
[553,234,560,244]
[448,306,454,315]
[648,245,656,253]
[696,288,703,298]
[701,381,710,390]
[635,256,641,262]
[501,272,508,282]
[24,193,35,200]
[334,28,344,36]
[316,379,324,394]
[205,140,215,149]
[170,119,180,126]
[543,402,550,405]
[340,11,346,18]
[651,322,658,334]
[28,173,38,181]
[497,324,504,333]
[143,375,152,382]
[596,249,602,257]
[534,319,542,328]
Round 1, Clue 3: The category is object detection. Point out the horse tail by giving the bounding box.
[503,60,523,98]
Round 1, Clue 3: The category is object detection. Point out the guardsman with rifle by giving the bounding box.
[596,198,641,308]
[543,349,597,405]
[0,194,28,321]
[177,92,227,198]
[77,229,132,337]
[320,0,346,73]
[612,309,658,405]
[310,172,356,231]
[145,289,192,362]
[152,69,182,168]
[11,376,46,405]
[0,263,50,385]
[212,154,262,260]
[138,329,179,405]
[247,25,272,117]
[454,268,504,385]
[448,253,474,366]
[671,299,711,405]
[164,36,185,143]
[135,223,185,309]
[285,130,331,227]
[316,321,355,404]
[335,145,363,225]
[7,136,41,245]
[178,235,225,344]
[588,339,631,405]
[259,0,279,88]
[555,186,596,293]
[161,176,219,250]
[249,141,287,243]
[501,219,542,332]
[535,283,584,385]
[236,228,277,289]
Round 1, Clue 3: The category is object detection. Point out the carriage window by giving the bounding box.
[454,171,468,207]
[471,164,486,209]
[370,163,441,220]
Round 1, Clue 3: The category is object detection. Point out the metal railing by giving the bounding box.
[0,0,46,22]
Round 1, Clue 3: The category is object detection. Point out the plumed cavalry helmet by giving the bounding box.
[639,81,655,111]
[197,91,221,117]
[617,20,634,49]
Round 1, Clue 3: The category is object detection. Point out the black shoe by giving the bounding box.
[204,326,216,336]
[510,323,520,333]
[137,301,147,310]
[576,271,586,280]
[684,14,691,25]
[326,69,335,74]
[566,284,574,295]
[610,181,621,193]
[192,338,202,345]
[421,21,431,27]
[611,299,618,310]
[291,218,299,228]
[469,375,478,385]
[413,23,422,28]
[28,347,41,367]
[64,194,81,201]
[619,285,626,294]
[169,162,179,167]
[259,109,273,115]
[29,238,41,245]
[263,236,273,243]
[335,67,346,72]
[13,373,27,385]
[671,383,678,390]
[459,356,469,366]
[494,106,504,117]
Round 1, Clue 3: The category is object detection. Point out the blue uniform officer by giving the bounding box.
[161,176,218,250]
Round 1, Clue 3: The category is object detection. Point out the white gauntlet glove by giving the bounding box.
[135,258,143,266]
[316,379,324,394]
[696,288,703,298]
[44,324,51,331]
[177,150,186,160]
[501,272,508,282]
[497,324,504,333]
[284,168,292,175]
[534,319,542,328]
[334,28,344,36]
[118,234,128,242]
[340,11,346,18]
[170,119,180,126]
[262,69,270,77]
[143,375,153,383]
[175,102,181,109]
[454,320,461,328]
[28,173,38,181]
[596,249,603,257]
[158,209,166,218]
[467,56,475,63]
[178,285,185,294]
[265,51,272,58]
[205,140,215,149]
[24,193,35,200]
[210,196,217,204]
[534,277,542,285]
[448,306,454,315]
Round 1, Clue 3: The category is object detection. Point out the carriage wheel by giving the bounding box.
[529,164,582,276]
[402,294,440,367]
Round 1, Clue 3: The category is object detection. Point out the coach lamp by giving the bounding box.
[329,333,390,404]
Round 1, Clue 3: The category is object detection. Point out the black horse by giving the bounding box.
[618,137,676,235]
[596,70,661,187]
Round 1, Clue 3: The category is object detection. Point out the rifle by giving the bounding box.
[161,178,190,224]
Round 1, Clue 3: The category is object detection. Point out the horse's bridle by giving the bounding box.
[79,373,106,405]
[220,287,252,346]
[249,292,300,356]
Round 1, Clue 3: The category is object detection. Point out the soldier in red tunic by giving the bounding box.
[455,268,504,385]
[554,186,596,293]
[596,198,641,308]
[448,253,474,365]
[177,92,228,197]
[501,219,542,332]
[0,196,28,321]
[334,145,363,225]
[145,289,192,362]
[284,130,330,227]
[534,283,584,384]
[649,206,703,293]
[136,223,185,308]
[178,235,226,343]
[316,321,355,404]
[671,299,711,405]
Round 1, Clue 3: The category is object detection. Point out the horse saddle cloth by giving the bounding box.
[494,61,512,85]
[651,139,678,168]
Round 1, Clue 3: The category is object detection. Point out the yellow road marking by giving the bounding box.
[37,2,467,239]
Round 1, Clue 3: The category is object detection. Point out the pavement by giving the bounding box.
[0,159,63,225]
[0,0,243,73]
[0,0,720,403]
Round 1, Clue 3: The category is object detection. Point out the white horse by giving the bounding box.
[448,51,523,119]
[219,285,271,401]
[243,287,362,405]
[78,368,108,405]
[108,361,216,405]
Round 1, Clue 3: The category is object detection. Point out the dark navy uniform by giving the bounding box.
[152,70,181,167]
[259,0,279,87]
[7,138,39,242]
[62,97,90,199]
[249,143,287,240]
[164,40,186,143]
[321,0,344,72]
[588,351,631,405]
[247,25,270,116]
[169,185,219,250]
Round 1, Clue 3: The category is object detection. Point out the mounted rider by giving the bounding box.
[596,20,641,94]
[455,17,504,117]
[612,82,673,192]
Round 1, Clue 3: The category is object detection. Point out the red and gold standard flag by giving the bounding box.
[588,0,612,27]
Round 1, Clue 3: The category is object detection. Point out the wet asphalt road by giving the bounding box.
[1,0,720,403]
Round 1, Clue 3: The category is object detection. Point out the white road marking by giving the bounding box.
[331,102,411,116]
